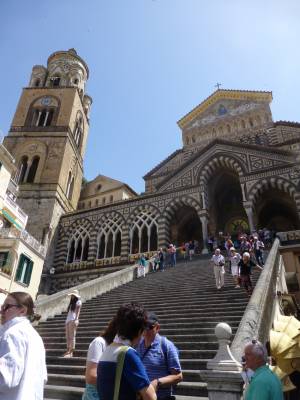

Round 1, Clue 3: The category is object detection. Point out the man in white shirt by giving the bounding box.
[211,248,225,290]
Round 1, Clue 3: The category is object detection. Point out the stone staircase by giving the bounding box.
[39,258,253,400]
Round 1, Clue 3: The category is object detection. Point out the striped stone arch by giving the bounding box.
[94,211,126,259]
[161,195,202,246]
[66,217,94,234]
[198,154,246,187]
[127,204,161,254]
[95,210,126,230]
[54,218,93,268]
[65,218,93,264]
[248,177,300,209]
[127,204,161,225]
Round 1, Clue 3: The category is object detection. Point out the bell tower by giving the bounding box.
[3,49,92,269]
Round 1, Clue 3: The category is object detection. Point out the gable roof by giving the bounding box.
[177,89,273,129]
[155,138,294,191]
[143,149,183,179]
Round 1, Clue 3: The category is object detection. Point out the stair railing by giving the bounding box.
[35,261,151,322]
[200,238,282,399]
[230,238,280,362]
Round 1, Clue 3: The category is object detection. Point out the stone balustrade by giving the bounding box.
[35,261,150,322]
[200,238,282,399]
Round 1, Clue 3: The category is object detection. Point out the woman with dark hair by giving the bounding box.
[97,302,156,400]
[0,291,47,400]
[82,317,118,400]
[64,289,82,358]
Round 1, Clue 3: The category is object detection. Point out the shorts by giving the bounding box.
[231,266,239,276]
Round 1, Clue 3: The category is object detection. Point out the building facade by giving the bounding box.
[51,89,300,291]
[0,143,45,299]
[78,174,137,211]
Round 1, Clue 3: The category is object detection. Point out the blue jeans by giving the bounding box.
[82,384,99,400]
[170,253,176,267]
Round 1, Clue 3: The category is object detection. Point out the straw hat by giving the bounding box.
[67,289,80,298]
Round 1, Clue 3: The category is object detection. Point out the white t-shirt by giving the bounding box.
[65,299,82,324]
[230,253,241,268]
[211,254,225,266]
[87,336,107,363]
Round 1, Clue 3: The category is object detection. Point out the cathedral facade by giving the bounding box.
[3,50,300,291]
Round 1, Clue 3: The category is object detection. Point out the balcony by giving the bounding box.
[7,179,18,198]
[0,228,46,257]
[2,194,28,230]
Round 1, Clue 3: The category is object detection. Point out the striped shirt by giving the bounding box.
[136,334,181,399]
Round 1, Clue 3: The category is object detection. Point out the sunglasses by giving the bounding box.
[146,324,158,331]
[1,304,21,312]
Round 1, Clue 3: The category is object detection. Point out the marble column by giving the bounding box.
[244,207,255,233]
[200,215,209,254]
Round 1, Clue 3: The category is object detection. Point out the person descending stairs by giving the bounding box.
[39,257,254,400]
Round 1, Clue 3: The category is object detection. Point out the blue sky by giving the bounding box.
[1,0,300,193]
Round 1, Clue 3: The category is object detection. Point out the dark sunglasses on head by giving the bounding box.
[1,304,21,312]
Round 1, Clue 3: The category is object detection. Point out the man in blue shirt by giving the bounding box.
[136,312,182,400]
[244,340,283,400]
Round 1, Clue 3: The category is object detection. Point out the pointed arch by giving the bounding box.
[128,205,160,254]
[66,225,90,263]
[26,156,40,183]
[197,154,246,187]
[96,211,125,259]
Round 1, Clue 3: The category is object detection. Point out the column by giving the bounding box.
[244,206,255,233]
[121,225,130,263]
[200,215,209,254]
[23,160,32,183]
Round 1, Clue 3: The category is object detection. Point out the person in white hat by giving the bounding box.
[229,247,241,288]
[64,289,82,357]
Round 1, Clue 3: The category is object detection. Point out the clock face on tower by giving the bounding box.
[41,96,52,106]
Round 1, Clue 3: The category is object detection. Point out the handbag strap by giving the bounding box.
[113,345,129,400]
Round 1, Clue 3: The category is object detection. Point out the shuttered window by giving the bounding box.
[15,254,33,286]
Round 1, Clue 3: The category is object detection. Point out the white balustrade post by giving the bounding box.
[200,323,243,400]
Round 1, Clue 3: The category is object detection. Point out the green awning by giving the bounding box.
[0,209,22,230]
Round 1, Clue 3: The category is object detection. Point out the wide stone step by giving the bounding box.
[46,348,216,359]
[39,319,242,332]
[176,381,208,397]
[48,374,84,388]
[45,340,218,351]
[44,385,83,400]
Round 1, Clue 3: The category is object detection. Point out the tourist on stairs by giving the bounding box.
[238,252,262,297]
[63,289,82,358]
[82,317,118,400]
[0,291,47,400]
[136,312,182,400]
[97,303,156,400]
[211,248,225,290]
[229,247,241,288]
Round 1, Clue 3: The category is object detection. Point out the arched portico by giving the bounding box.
[249,178,300,232]
[207,169,248,238]
[163,196,203,251]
